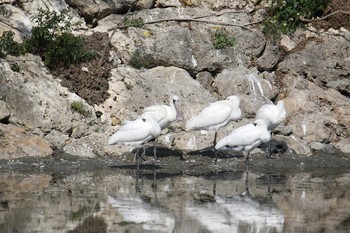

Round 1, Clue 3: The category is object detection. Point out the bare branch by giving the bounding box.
[300,10,350,23]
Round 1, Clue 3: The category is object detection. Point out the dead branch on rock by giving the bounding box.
[193,9,247,19]
[144,17,262,31]
[300,10,350,23]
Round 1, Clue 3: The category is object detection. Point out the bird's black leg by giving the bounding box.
[266,132,273,158]
[244,163,250,196]
[214,131,218,165]
[138,145,147,161]
[153,140,157,164]
[245,152,250,164]
[135,148,140,170]
[135,169,142,193]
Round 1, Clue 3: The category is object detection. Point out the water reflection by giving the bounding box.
[1,167,350,232]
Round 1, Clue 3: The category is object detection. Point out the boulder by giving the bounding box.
[282,74,350,154]
[278,30,350,99]
[0,123,52,159]
[107,7,265,73]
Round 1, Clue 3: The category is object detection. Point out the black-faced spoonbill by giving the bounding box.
[185,95,242,164]
[108,115,161,169]
[255,100,286,157]
[215,119,271,162]
[140,95,183,163]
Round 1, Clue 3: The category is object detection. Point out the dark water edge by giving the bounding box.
[0,150,349,177]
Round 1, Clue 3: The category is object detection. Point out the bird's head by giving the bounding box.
[171,95,183,121]
[226,95,240,106]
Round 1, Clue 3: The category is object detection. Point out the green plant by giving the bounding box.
[44,32,96,68]
[263,0,329,36]
[10,62,20,72]
[71,101,86,115]
[24,9,95,68]
[130,50,155,69]
[124,17,144,28]
[212,28,236,49]
[0,31,25,57]
[0,9,95,68]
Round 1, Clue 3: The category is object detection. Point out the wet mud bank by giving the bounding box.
[1,150,349,177]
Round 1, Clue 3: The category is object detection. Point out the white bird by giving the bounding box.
[141,95,183,129]
[140,95,183,163]
[215,119,271,162]
[255,100,286,157]
[255,100,286,131]
[108,115,161,169]
[185,95,242,164]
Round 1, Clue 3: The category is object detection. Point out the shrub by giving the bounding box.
[212,28,236,49]
[0,9,95,68]
[44,32,96,68]
[263,0,329,36]
[0,31,25,57]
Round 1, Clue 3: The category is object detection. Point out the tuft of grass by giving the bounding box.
[130,50,155,69]
[71,101,86,115]
[263,0,329,36]
[212,28,236,50]
[124,17,144,28]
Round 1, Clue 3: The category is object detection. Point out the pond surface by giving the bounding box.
[1,153,350,233]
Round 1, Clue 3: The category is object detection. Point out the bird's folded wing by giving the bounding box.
[187,102,232,127]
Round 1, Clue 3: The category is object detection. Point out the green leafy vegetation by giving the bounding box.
[0,9,95,68]
[124,17,144,28]
[71,101,86,115]
[10,62,20,72]
[130,50,155,69]
[0,31,25,57]
[212,28,236,50]
[263,0,329,36]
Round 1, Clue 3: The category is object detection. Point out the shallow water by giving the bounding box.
[1,155,350,233]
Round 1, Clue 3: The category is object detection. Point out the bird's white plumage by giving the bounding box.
[141,95,182,129]
[255,100,286,131]
[108,115,161,146]
[215,119,271,154]
[186,95,241,132]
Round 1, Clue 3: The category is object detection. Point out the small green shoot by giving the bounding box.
[124,17,144,28]
[212,29,236,50]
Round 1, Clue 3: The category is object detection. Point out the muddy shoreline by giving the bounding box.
[1,150,349,178]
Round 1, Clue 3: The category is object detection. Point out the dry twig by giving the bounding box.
[300,10,350,23]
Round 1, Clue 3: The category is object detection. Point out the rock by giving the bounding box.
[0,1,349,158]
[256,39,280,71]
[0,4,32,40]
[213,66,278,116]
[280,34,296,51]
[281,74,350,154]
[196,71,214,91]
[65,0,154,25]
[0,54,96,133]
[108,7,265,73]
[0,123,53,159]
[278,31,350,98]
[0,100,10,123]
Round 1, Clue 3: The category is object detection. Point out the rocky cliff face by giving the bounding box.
[0,0,349,159]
